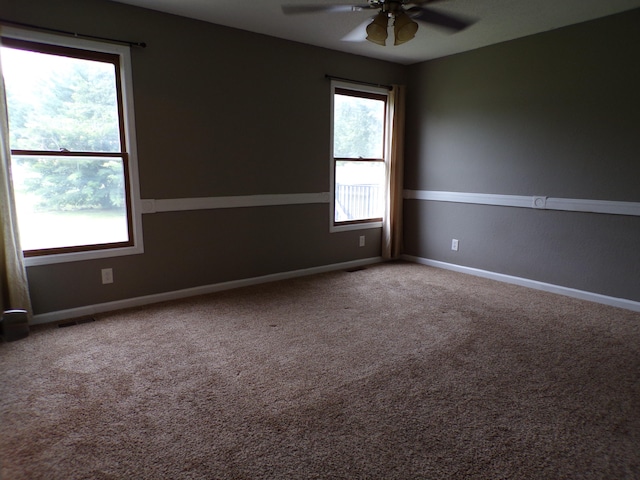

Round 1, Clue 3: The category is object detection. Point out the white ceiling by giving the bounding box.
[109,0,640,65]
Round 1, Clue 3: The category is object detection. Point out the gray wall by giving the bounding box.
[5,0,639,315]
[4,0,406,315]
[404,9,640,302]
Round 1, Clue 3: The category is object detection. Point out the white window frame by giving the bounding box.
[1,26,144,266]
[329,80,387,233]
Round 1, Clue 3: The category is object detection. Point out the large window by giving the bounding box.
[331,82,388,231]
[1,29,142,264]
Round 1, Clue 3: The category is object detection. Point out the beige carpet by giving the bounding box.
[1,262,639,479]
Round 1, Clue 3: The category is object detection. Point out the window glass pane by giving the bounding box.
[333,93,385,159]
[2,46,121,152]
[11,155,129,251]
[335,160,385,222]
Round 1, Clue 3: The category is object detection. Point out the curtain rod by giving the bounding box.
[0,19,146,48]
[325,74,392,91]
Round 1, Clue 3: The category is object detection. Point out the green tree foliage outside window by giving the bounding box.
[333,93,385,159]
[4,46,124,212]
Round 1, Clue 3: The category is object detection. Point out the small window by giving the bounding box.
[1,31,142,264]
[331,83,387,231]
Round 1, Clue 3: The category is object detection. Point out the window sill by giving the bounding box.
[24,243,144,267]
[330,220,382,233]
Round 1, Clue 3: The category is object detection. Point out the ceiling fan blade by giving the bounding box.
[407,6,475,32]
[406,0,454,5]
[282,4,373,15]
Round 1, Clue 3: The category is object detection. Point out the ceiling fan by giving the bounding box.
[281,0,475,46]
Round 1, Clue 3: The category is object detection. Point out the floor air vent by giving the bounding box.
[58,317,96,328]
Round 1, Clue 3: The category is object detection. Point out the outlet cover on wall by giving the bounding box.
[532,196,547,209]
[359,235,365,247]
[451,239,459,251]
[101,268,114,284]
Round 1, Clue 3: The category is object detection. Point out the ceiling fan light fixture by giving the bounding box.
[366,11,389,46]
[393,11,418,45]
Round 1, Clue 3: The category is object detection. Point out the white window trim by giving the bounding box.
[329,80,387,233]
[2,26,144,266]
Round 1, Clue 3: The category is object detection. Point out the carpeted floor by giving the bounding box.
[1,262,639,479]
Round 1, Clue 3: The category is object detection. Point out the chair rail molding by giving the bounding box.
[403,190,640,217]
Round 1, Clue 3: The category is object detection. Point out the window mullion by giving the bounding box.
[11,150,125,157]
[334,157,385,162]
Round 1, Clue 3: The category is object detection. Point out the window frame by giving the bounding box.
[1,26,144,266]
[330,80,388,233]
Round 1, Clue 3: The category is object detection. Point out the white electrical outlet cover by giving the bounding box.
[532,196,547,209]
[101,268,114,284]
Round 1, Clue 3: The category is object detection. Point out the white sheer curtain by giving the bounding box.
[0,32,33,318]
[382,84,405,260]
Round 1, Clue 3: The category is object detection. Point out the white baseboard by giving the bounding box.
[31,257,385,325]
[402,255,640,313]
[33,255,639,325]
